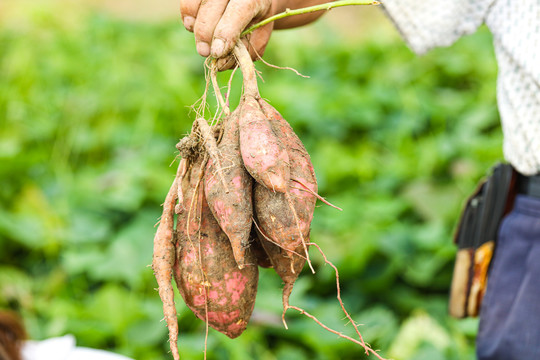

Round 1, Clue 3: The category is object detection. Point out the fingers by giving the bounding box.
[181,0,273,62]
[193,0,229,57]
[179,0,201,31]
[216,23,273,71]
[211,0,271,58]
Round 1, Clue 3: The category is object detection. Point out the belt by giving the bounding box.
[517,173,540,198]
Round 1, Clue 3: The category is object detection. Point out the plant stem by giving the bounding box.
[210,59,230,116]
[241,0,379,36]
[232,42,260,98]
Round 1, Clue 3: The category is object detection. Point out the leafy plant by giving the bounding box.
[0,3,499,359]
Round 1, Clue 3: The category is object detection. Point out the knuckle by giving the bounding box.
[213,23,231,39]
[194,20,213,42]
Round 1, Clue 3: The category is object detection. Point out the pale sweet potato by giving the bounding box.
[253,100,318,308]
[152,176,180,360]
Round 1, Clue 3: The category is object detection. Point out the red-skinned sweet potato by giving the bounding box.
[253,101,317,255]
[239,96,290,193]
[255,226,306,309]
[253,100,318,308]
[258,99,314,167]
[174,155,259,339]
[204,110,253,269]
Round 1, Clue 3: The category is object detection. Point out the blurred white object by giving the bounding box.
[22,335,134,360]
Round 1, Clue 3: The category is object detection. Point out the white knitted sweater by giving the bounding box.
[382,0,540,175]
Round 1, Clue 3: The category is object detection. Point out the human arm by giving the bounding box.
[273,0,333,29]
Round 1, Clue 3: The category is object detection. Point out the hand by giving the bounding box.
[180,0,277,69]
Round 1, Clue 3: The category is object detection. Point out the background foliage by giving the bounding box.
[0,2,501,359]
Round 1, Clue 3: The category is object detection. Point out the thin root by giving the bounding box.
[291,178,343,211]
[248,40,310,78]
[307,242,367,351]
[252,218,308,260]
[199,226,210,360]
[186,156,208,264]
[284,191,315,274]
[210,59,230,116]
[184,155,212,360]
[282,308,288,330]
[176,158,188,207]
[225,65,238,108]
[285,305,387,360]
[192,62,212,119]
[196,117,229,192]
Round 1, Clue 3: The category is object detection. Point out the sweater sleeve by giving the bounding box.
[381,0,495,54]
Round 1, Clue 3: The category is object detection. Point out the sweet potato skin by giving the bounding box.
[239,96,290,193]
[253,101,317,254]
[204,111,253,269]
[152,176,180,360]
[256,226,306,308]
[174,156,259,339]
[253,100,318,306]
[258,99,317,187]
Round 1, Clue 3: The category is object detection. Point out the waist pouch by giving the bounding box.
[449,163,517,318]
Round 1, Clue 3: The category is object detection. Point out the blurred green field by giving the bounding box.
[0,2,501,359]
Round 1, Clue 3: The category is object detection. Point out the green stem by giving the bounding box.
[241,0,379,36]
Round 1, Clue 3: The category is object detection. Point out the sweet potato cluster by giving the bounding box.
[180,94,316,333]
[152,43,317,360]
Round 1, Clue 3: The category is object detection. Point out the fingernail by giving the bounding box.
[211,38,225,58]
[196,41,210,57]
[183,16,195,31]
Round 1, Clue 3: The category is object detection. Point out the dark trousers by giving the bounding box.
[477,194,540,359]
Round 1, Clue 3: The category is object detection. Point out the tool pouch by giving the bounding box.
[448,163,516,318]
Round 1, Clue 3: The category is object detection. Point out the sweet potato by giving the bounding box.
[253,105,317,256]
[248,227,273,269]
[152,174,180,360]
[260,99,319,233]
[239,96,290,193]
[255,225,306,310]
[204,110,253,269]
[174,155,259,338]
[253,100,318,308]
[258,100,307,156]
[253,176,314,310]
[258,99,317,186]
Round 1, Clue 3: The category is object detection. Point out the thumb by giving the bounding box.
[216,23,274,71]
[211,0,271,59]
